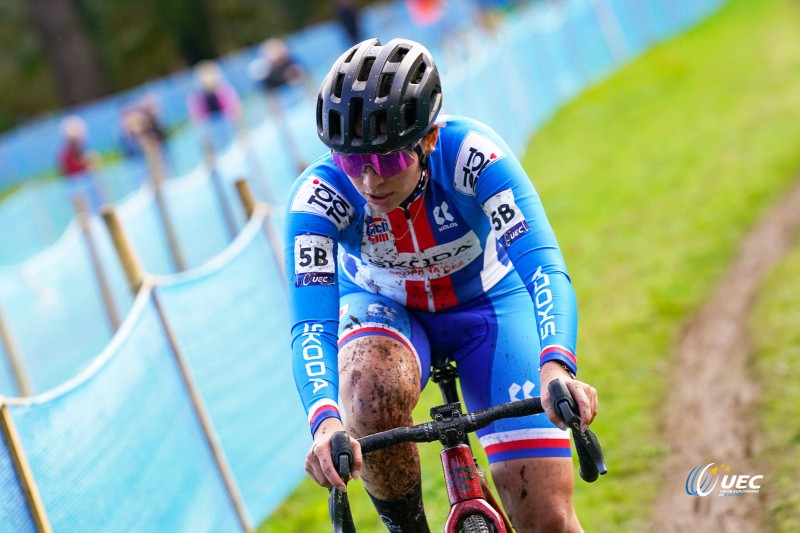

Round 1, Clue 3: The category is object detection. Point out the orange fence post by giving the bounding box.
[235,178,285,281]
[0,304,32,397]
[74,195,121,333]
[101,207,146,296]
[0,403,52,532]
[142,137,186,272]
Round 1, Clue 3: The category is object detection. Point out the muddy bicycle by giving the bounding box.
[328,362,607,532]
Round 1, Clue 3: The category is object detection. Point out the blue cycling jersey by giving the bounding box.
[286,115,578,435]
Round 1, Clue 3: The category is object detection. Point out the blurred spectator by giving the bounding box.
[58,115,104,211]
[252,38,306,93]
[187,60,242,154]
[249,38,310,173]
[119,97,167,160]
[332,0,362,45]
[58,116,98,177]
[405,0,446,26]
[187,60,241,124]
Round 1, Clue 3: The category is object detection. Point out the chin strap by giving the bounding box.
[413,143,430,171]
[399,168,429,210]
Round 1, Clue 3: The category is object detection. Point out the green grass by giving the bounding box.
[750,245,800,533]
[262,0,800,530]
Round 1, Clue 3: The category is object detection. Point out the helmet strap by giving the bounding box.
[414,144,430,171]
[399,168,429,210]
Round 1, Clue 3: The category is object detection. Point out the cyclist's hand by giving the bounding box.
[539,362,598,431]
[306,418,362,491]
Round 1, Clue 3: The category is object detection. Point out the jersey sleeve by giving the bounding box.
[285,171,357,435]
[465,123,579,375]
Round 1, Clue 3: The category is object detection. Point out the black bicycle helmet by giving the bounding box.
[317,38,442,154]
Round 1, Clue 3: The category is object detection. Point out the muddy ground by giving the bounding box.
[651,178,800,531]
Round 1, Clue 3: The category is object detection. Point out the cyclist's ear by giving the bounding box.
[420,123,439,154]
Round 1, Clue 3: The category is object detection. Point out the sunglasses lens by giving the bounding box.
[332,150,415,177]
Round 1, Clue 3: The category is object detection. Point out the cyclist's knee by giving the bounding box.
[339,335,420,429]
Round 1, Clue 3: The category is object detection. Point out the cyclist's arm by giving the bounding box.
[285,174,348,436]
[473,142,578,376]
[286,170,365,488]
[466,124,597,429]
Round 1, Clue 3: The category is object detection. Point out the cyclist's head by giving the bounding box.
[316,38,442,155]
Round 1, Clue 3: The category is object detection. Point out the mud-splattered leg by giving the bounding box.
[339,334,429,532]
[490,458,582,532]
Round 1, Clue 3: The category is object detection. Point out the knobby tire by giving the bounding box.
[459,514,492,533]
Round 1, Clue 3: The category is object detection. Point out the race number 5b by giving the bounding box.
[490,203,516,231]
[294,234,335,287]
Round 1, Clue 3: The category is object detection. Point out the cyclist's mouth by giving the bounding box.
[365,192,391,205]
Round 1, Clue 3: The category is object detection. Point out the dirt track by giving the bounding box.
[651,177,800,531]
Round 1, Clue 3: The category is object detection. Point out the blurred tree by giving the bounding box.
[148,0,219,65]
[0,1,59,131]
[1,0,382,133]
[23,0,110,106]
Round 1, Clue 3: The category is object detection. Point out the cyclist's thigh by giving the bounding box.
[338,290,432,388]
[452,278,571,464]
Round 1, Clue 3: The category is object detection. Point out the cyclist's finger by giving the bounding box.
[570,381,597,430]
[305,448,333,488]
[315,442,346,491]
[349,436,363,480]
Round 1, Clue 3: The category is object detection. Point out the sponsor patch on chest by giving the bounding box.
[454,131,506,196]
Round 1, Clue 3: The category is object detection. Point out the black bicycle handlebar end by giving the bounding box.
[331,431,354,482]
[329,432,357,533]
[547,378,608,483]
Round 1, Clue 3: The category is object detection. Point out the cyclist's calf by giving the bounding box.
[491,457,582,533]
[338,334,423,501]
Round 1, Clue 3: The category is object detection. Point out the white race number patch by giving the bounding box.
[290,175,354,230]
[482,189,529,249]
[454,131,506,196]
[294,234,335,287]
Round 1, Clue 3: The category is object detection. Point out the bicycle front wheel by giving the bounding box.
[458,514,492,533]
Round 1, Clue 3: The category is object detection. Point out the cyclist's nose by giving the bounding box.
[361,165,385,188]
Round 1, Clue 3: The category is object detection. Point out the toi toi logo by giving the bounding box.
[685,463,764,497]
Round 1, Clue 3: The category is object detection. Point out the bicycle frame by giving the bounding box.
[431,362,511,532]
[434,407,507,532]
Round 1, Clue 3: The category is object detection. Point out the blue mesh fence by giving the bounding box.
[0,430,36,533]
[155,217,305,525]
[4,291,243,532]
[0,215,132,395]
[0,0,726,527]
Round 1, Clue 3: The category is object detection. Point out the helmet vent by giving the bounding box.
[333,73,345,98]
[410,63,426,84]
[371,110,388,143]
[377,74,394,98]
[350,98,364,141]
[328,110,342,142]
[389,47,409,63]
[344,48,357,63]
[402,99,417,132]
[357,58,375,82]
[316,98,323,134]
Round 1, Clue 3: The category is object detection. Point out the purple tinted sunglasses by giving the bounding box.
[332,148,416,178]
